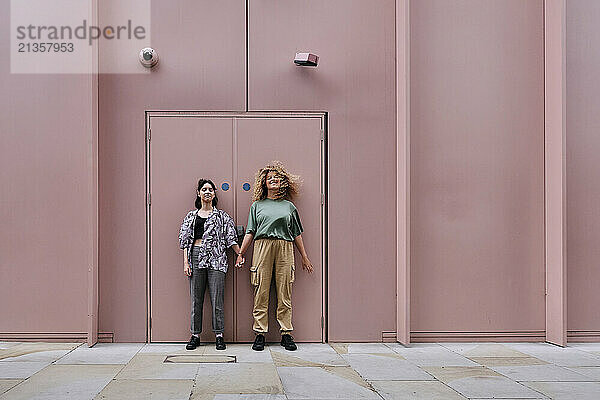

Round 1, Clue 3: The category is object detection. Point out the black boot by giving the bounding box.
[252,333,265,351]
[216,336,226,350]
[186,335,200,350]
[280,334,297,351]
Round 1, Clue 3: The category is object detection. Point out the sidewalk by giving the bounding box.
[1,341,600,399]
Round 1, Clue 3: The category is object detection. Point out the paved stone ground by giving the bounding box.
[1,341,600,399]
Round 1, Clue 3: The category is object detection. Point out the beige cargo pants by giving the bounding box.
[250,238,295,333]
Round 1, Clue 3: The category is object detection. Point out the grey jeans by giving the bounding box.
[190,246,226,334]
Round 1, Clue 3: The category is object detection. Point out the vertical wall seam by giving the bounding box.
[145,113,151,343]
[543,0,548,336]
[396,0,410,345]
[88,0,99,347]
[246,0,249,112]
[559,0,567,343]
[543,0,567,346]
[232,117,238,341]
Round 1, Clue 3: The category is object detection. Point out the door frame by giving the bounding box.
[145,111,328,343]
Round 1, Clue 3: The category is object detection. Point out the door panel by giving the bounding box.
[235,117,323,342]
[150,117,235,342]
[149,114,324,343]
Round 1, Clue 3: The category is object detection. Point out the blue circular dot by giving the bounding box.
[221,182,230,191]
[243,183,251,191]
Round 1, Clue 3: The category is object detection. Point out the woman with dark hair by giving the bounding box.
[236,161,314,352]
[178,178,243,350]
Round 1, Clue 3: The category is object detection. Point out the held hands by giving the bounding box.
[302,255,314,273]
[235,253,245,268]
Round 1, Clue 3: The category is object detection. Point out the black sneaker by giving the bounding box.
[252,333,265,351]
[280,334,297,351]
[186,335,200,350]
[216,336,226,350]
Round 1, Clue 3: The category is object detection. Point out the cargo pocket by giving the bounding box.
[290,264,295,284]
[250,265,259,286]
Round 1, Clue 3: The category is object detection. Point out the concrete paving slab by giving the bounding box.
[0,343,80,362]
[386,343,441,350]
[116,354,198,380]
[342,354,433,381]
[320,365,377,389]
[55,343,143,365]
[386,343,448,355]
[422,366,501,383]
[567,343,600,352]
[387,345,479,367]
[507,343,563,352]
[515,344,592,354]
[448,376,546,399]
[0,379,22,396]
[277,366,380,399]
[285,343,333,351]
[441,343,530,358]
[139,344,201,354]
[506,342,600,364]
[192,363,282,396]
[565,367,600,381]
[370,380,467,399]
[524,381,600,400]
[406,356,478,367]
[490,364,593,381]
[0,344,21,350]
[515,348,600,367]
[214,396,287,400]
[270,351,325,367]
[2,341,598,399]
[468,356,549,367]
[329,343,348,354]
[195,396,287,400]
[270,344,346,366]
[0,364,121,400]
[385,343,442,354]
[344,343,394,354]
[0,350,72,363]
[203,344,273,363]
[94,379,194,400]
[0,361,50,379]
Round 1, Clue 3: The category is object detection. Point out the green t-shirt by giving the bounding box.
[245,199,304,242]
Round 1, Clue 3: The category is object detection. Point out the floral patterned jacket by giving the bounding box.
[178,207,238,273]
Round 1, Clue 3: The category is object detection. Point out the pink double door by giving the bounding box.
[147,113,325,343]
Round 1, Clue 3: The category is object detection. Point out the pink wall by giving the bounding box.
[98,0,246,341]
[0,0,93,337]
[248,0,397,341]
[410,1,546,340]
[99,0,396,342]
[7,0,598,343]
[566,0,600,339]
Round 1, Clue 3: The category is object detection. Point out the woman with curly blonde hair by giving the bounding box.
[236,161,313,352]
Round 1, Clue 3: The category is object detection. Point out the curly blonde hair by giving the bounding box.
[252,161,301,201]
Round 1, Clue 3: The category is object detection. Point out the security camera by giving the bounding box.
[294,52,319,67]
[139,47,159,68]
